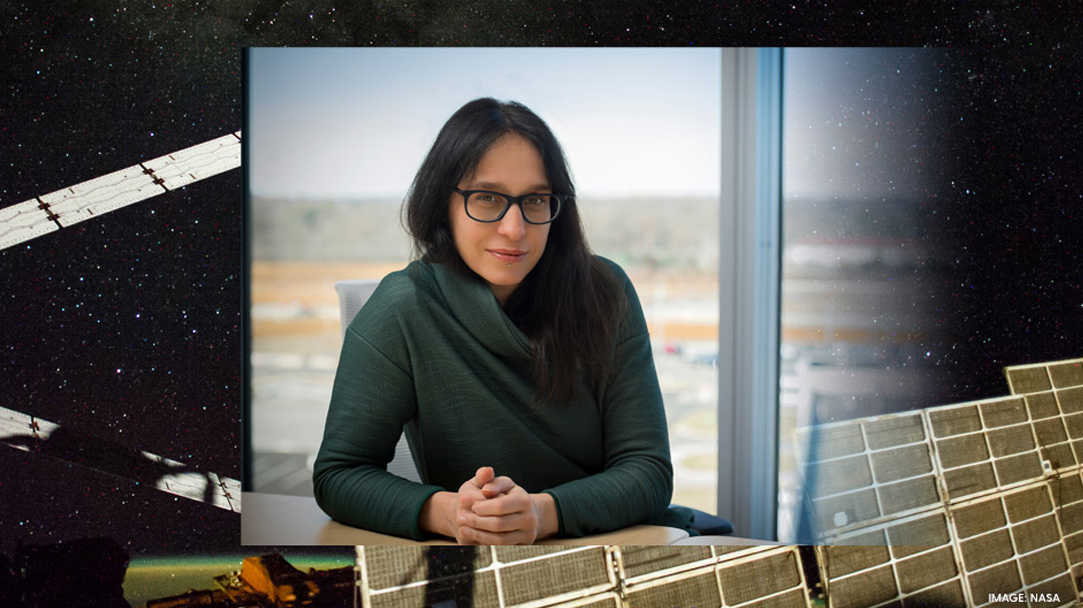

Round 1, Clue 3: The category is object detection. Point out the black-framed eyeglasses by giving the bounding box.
[455,189,566,225]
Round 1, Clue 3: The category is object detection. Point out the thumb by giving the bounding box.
[472,466,495,487]
[481,475,516,498]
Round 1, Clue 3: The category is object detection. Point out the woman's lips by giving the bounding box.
[488,249,527,263]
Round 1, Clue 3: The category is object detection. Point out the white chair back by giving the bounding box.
[333,278,421,483]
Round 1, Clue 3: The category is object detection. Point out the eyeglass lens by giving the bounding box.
[466,192,560,224]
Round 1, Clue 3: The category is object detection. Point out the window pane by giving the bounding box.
[248,49,722,517]
[778,47,1083,541]
[778,48,957,540]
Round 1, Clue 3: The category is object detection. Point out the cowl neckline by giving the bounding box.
[422,259,533,362]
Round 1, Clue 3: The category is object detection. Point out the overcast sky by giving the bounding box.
[248,48,721,199]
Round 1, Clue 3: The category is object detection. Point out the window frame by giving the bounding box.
[716,47,782,540]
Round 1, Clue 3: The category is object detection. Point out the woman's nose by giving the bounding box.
[497,204,526,239]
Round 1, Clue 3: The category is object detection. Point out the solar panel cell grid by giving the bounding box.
[878,477,940,516]
[863,415,925,450]
[828,565,897,608]
[936,433,989,469]
[1006,365,1053,395]
[743,588,810,608]
[546,595,622,608]
[870,444,932,483]
[895,546,957,595]
[500,549,610,606]
[618,546,714,580]
[1027,392,1061,419]
[814,455,872,496]
[1019,546,1068,586]
[811,488,881,532]
[821,509,964,608]
[717,551,801,605]
[886,513,951,559]
[823,534,890,578]
[1058,387,1083,414]
[980,398,1028,427]
[960,530,1014,571]
[1049,362,1083,389]
[929,406,982,438]
[799,424,865,460]
[905,580,967,607]
[967,561,1022,604]
[794,360,1083,606]
[942,462,997,499]
[986,426,1035,458]
[495,546,570,563]
[994,452,1045,486]
[625,568,720,608]
[370,571,501,608]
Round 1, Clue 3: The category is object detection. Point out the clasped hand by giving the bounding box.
[421,466,557,545]
[456,466,546,545]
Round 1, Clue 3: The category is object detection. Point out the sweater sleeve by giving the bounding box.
[312,298,444,540]
[543,263,675,537]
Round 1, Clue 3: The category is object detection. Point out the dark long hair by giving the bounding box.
[405,98,625,403]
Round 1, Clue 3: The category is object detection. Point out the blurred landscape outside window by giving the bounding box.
[248,49,723,515]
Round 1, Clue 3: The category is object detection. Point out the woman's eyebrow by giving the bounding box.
[465,181,552,192]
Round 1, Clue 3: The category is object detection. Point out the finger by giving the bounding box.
[459,511,527,533]
[481,476,516,498]
[471,466,495,488]
[472,492,531,517]
[460,525,533,546]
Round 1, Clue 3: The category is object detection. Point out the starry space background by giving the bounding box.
[0,0,1080,593]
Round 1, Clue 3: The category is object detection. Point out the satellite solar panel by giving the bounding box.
[0,199,59,250]
[820,510,964,608]
[1050,473,1083,583]
[928,397,1051,502]
[351,358,1083,608]
[0,131,241,250]
[794,358,1083,607]
[41,163,166,228]
[0,405,240,513]
[798,412,941,535]
[952,483,1074,606]
[141,131,242,190]
[357,546,811,608]
[619,547,810,608]
[0,406,59,445]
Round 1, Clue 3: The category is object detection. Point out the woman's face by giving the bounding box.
[449,133,552,306]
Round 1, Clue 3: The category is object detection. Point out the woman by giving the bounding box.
[313,98,687,544]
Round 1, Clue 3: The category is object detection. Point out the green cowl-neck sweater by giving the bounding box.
[313,257,685,540]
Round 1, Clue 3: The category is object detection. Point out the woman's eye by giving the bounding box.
[524,196,548,207]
